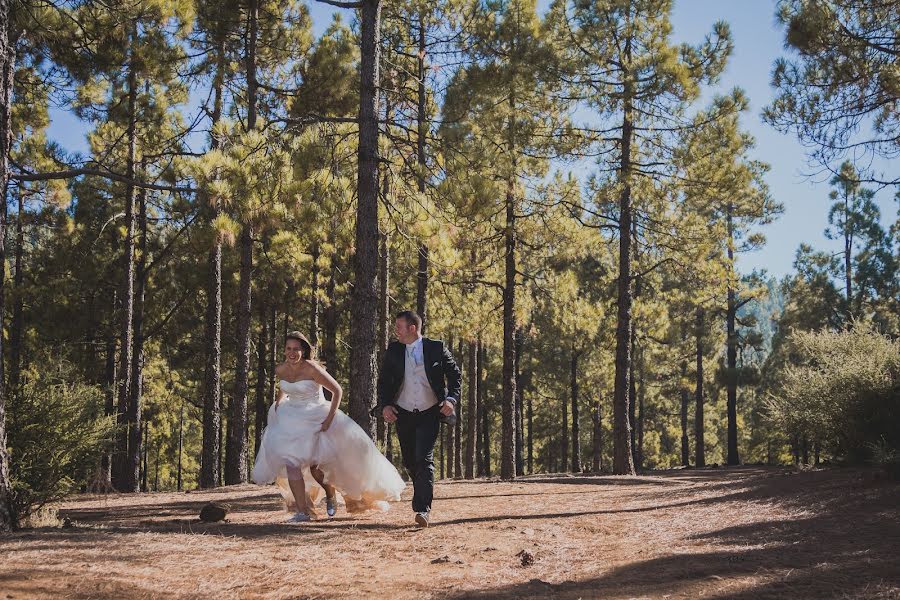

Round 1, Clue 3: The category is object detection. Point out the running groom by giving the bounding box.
[377,310,462,527]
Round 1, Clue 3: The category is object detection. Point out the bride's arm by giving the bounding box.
[310,362,342,430]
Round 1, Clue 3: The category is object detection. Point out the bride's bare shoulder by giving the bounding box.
[274,362,287,377]
[304,360,327,375]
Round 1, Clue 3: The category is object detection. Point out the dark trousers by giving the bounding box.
[395,404,440,513]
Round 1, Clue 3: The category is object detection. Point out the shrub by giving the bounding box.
[766,323,899,465]
[7,365,116,526]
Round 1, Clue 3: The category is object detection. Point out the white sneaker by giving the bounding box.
[286,512,311,523]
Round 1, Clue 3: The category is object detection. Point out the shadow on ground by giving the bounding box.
[446,468,900,599]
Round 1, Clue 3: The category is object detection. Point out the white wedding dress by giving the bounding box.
[252,379,405,514]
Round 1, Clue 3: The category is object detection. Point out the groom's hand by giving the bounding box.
[382,405,398,423]
[440,400,455,417]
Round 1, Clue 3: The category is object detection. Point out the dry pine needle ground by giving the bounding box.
[1,467,898,599]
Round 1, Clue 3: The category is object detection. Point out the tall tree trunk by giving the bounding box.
[465,339,478,479]
[527,381,533,474]
[126,175,148,492]
[844,195,852,318]
[501,174,517,480]
[0,2,14,528]
[177,398,184,491]
[629,324,637,468]
[446,336,455,480]
[200,36,227,489]
[114,33,139,491]
[514,329,524,476]
[561,386,568,472]
[612,37,636,476]
[592,395,602,472]
[8,186,24,393]
[141,424,149,492]
[226,0,259,484]
[101,326,117,484]
[323,252,338,380]
[571,347,581,473]
[415,16,429,332]
[695,307,706,468]
[680,358,690,467]
[309,244,320,347]
[266,303,276,423]
[454,343,463,477]
[347,0,382,438]
[480,341,490,477]
[226,223,253,484]
[376,195,389,449]
[447,422,454,478]
[726,206,740,466]
[636,348,644,471]
[254,302,268,457]
[154,437,160,491]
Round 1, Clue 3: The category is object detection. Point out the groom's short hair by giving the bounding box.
[396,310,422,330]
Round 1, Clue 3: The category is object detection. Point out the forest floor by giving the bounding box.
[1,466,898,599]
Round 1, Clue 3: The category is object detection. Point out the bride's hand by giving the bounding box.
[320,413,335,432]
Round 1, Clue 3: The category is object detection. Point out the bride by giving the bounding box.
[252,331,405,522]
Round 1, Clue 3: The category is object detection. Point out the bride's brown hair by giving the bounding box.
[285,331,316,361]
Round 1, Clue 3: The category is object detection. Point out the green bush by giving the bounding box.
[7,365,116,526]
[766,323,900,465]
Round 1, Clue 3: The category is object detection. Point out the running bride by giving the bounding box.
[252,331,405,522]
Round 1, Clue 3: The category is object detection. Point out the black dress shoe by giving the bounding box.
[414,511,430,528]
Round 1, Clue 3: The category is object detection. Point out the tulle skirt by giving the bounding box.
[252,397,405,514]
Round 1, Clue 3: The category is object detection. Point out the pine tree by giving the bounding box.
[765,0,900,185]
[549,0,732,474]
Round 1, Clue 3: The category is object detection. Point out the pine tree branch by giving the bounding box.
[314,0,362,8]
[10,168,196,194]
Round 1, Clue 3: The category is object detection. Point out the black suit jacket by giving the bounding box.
[376,338,462,414]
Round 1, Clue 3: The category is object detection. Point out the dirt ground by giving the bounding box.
[1,467,898,599]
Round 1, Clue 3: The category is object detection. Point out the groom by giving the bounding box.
[377,310,462,527]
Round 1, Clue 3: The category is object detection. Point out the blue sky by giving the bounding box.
[46,0,897,279]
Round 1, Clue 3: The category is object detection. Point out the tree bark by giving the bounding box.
[636,347,644,471]
[226,0,259,484]
[501,174,517,480]
[126,174,148,492]
[726,206,740,466]
[415,17,429,333]
[480,341,490,477]
[844,194,853,317]
[8,186,24,393]
[101,325,117,484]
[680,358,690,467]
[514,329,524,476]
[571,347,581,473]
[695,307,706,468]
[464,339,478,479]
[310,243,320,347]
[455,342,463,477]
[226,223,253,484]
[254,302,268,457]
[527,380,533,474]
[177,398,184,491]
[347,0,382,438]
[592,394,602,472]
[0,0,14,527]
[629,324,637,469]
[612,36,636,476]
[376,209,389,449]
[114,32,139,491]
[200,36,227,489]
[322,251,339,383]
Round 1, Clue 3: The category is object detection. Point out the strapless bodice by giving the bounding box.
[280,379,326,404]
